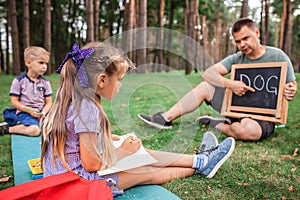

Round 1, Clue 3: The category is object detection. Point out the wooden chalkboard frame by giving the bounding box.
[221,62,288,124]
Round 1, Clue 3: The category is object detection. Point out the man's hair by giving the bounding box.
[231,18,256,35]
[24,46,50,61]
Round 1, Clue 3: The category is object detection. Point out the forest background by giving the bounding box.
[0,1,300,199]
[0,0,299,75]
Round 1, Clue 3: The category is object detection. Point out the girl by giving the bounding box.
[41,42,235,196]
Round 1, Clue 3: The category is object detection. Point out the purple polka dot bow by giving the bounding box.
[56,43,95,88]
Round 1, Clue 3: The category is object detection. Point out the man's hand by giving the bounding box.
[284,81,297,101]
[230,80,255,96]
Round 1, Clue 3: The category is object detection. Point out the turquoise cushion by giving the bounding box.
[114,185,180,200]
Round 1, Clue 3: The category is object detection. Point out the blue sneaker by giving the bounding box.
[195,132,218,155]
[196,137,235,178]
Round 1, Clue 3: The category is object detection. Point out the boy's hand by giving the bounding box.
[30,109,42,118]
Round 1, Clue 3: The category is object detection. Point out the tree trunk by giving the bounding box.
[193,0,199,73]
[44,0,52,74]
[259,0,264,44]
[201,15,209,70]
[22,0,30,48]
[123,0,135,64]
[214,13,222,62]
[280,0,293,56]
[136,0,147,71]
[264,0,270,45]
[166,0,174,71]
[185,0,196,75]
[0,30,3,73]
[5,10,10,75]
[240,0,248,18]
[157,0,165,72]
[94,0,99,41]
[8,0,21,75]
[85,0,94,42]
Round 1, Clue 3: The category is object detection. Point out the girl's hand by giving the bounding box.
[112,134,120,141]
[119,136,141,155]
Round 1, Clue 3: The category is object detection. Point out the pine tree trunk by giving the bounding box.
[264,0,270,45]
[157,0,165,72]
[8,0,20,75]
[123,0,135,63]
[166,0,174,70]
[185,0,196,75]
[240,0,248,18]
[94,0,99,41]
[280,0,293,56]
[136,0,147,71]
[22,0,30,48]
[5,11,10,75]
[44,0,51,74]
[85,0,94,42]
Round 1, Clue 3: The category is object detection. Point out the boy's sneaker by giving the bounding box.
[137,112,172,129]
[0,122,10,135]
[196,115,231,128]
[196,137,235,178]
[195,132,218,155]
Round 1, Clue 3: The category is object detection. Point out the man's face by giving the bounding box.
[233,26,260,57]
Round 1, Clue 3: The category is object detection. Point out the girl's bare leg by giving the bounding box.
[118,149,196,189]
[118,166,195,190]
[146,149,194,167]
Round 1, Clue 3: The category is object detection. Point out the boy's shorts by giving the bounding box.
[204,87,275,141]
[17,112,39,126]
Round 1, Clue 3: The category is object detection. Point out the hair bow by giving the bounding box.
[56,43,94,87]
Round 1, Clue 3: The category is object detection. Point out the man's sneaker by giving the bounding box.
[137,112,172,129]
[0,122,10,135]
[196,115,231,128]
[195,132,218,155]
[196,137,235,178]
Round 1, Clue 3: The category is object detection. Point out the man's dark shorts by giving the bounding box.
[205,87,275,141]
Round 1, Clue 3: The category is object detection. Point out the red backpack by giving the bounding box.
[0,172,113,200]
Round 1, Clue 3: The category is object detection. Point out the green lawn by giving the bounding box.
[0,71,299,199]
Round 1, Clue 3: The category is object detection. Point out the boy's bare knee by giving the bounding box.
[32,127,41,136]
[27,126,41,136]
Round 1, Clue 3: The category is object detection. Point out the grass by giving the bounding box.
[0,70,299,199]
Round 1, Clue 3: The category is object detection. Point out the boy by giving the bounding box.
[0,46,52,136]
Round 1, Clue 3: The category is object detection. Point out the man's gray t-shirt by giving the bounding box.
[221,46,295,83]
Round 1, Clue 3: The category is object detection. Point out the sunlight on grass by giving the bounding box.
[0,72,299,199]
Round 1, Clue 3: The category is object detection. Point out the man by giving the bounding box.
[138,18,297,142]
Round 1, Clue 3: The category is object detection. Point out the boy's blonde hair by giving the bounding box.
[24,46,50,61]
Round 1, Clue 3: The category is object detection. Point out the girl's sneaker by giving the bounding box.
[196,137,235,178]
[195,132,218,155]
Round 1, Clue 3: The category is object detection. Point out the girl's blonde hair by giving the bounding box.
[41,42,134,171]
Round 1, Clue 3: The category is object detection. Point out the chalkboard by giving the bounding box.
[221,62,288,124]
